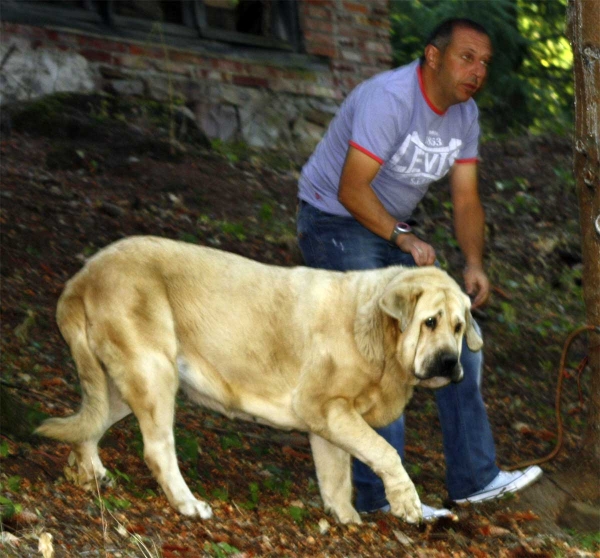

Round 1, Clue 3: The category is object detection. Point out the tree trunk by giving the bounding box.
[567,0,600,465]
[514,2,599,534]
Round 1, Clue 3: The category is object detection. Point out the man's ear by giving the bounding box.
[379,284,421,332]
[424,44,440,70]
[464,299,484,352]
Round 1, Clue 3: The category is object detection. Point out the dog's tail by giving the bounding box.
[35,286,109,444]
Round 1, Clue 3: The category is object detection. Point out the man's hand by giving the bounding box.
[463,265,490,309]
[397,235,436,267]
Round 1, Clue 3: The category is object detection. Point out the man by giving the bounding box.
[296,18,542,520]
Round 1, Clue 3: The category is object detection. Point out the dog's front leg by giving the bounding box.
[309,433,359,524]
[298,397,422,524]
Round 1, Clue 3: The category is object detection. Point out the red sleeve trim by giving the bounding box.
[454,157,479,165]
[348,141,384,165]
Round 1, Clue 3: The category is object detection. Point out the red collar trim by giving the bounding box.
[417,65,446,116]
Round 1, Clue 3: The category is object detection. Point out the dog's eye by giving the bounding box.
[425,317,437,329]
[455,323,463,334]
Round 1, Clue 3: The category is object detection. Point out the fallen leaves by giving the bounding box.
[0,116,593,557]
[37,532,54,558]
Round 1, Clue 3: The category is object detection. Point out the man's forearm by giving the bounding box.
[454,203,485,268]
[339,180,398,241]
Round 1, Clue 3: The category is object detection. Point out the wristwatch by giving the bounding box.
[389,221,412,245]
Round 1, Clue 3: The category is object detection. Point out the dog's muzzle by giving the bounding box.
[418,351,464,387]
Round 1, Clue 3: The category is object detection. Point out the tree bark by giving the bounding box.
[512,4,600,534]
[567,0,600,466]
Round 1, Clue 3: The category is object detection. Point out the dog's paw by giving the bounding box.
[388,483,422,524]
[331,505,362,525]
[65,452,112,489]
[178,499,213,519]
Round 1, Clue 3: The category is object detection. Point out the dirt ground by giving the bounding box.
[1,94,597,557]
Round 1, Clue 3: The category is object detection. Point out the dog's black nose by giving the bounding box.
[439,353,458,376]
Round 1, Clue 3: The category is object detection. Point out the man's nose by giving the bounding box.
[473,62,487,79]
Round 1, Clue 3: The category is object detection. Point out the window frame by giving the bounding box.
[2,0,303,53]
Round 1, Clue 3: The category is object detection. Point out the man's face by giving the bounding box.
[432,26,493,106]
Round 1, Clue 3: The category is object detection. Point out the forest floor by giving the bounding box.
[0,94,597,557]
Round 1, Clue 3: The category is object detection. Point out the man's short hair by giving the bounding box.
[421,18,490,62]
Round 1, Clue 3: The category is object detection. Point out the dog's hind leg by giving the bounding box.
[113,351,212,519]
[309,433,361,524]
[36,292,127,489]
[66,376,133,490]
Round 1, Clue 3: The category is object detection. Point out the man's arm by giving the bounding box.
[450,162,490,308]
[338,146,436,266]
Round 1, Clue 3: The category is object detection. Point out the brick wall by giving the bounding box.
[1,1,391,101]
[0,1,392,151]
[301,0,393,94]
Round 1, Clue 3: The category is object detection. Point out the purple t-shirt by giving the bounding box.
[298,60,480,221]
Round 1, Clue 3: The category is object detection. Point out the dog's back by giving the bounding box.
[37,236,370,440]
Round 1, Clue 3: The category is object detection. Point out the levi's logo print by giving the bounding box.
[387,131,462,185]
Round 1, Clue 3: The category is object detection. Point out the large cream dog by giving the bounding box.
[36,236,482,524]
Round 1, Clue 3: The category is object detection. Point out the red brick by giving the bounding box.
[304,6,332,21]
[365,40,389,54]
[304,19,333,34]
[45,30,60,42]
[77,36,128,53]
[113,53,151,71]
[0,22,19,33]
[129,44,162,58]
[331,61,357,73]
[78,49,114,64]
[232,75,269,88]
[307,43,337,59]
[170,50,202,65]
[303,30,335,46]
[338,24,374,38]
[49,31,79,47]
[343,2,369,15]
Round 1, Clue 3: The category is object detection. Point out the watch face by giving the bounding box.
[396,222,411,233]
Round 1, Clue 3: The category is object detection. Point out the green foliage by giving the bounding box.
[565,530,600,552]
[0,440,10,458]
[210,139,250,164]
[497,301,519,333]
[97,494,132,511]
[517,0,573,134]
[389,0,572,135]
[0,495,22,520]
[5,476,22,492]
[263,475,293,498]
[219,433,243,451]
[198,214,248,242]
[204,541,241,557]
[240,481,261,510]
[211,486,229,502]
[287,505,309,524]
[175,431,200,480]
[179,232,201,244]
[553,165,576,189]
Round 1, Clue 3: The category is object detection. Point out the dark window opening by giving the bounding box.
[2,0,303,53]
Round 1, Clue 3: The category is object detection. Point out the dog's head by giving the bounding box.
[379,267,483,389]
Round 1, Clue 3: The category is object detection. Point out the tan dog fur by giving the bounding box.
[36,236,482,524]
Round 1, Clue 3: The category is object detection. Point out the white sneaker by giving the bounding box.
[453,466,543,504]
[368,503,457,522]
[422,503,457,522]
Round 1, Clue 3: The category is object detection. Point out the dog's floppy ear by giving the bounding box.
[379,283,421,332]
[464,296,483,352]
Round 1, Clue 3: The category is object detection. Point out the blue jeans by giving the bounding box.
[297,200,499,505]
